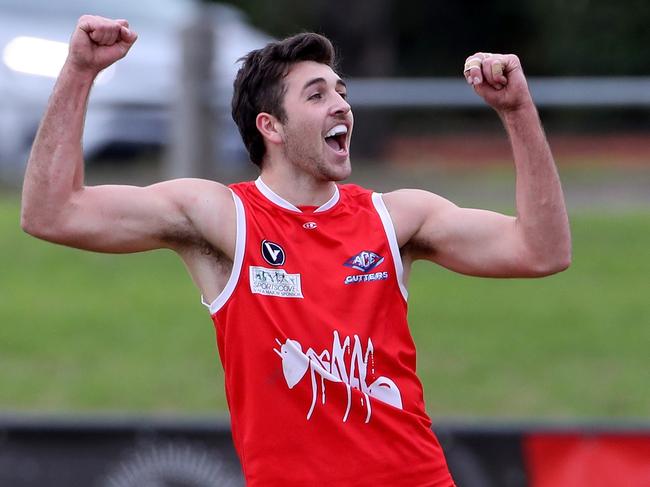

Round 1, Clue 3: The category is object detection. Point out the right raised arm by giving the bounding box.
[21,16,232,255]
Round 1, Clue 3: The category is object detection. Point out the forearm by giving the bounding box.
[21,64,96,232]
[501,103,572,272]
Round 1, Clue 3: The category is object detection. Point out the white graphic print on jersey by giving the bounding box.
[273,331,403,423]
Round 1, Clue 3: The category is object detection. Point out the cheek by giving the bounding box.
[287,117,322,144]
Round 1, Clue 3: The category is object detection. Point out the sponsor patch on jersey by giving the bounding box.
[344,250,384,272]
[261,240,285,266]
[250,266,303,298]
[344,272,389,285]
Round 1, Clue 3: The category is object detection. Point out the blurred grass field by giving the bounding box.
[1,167,649,419]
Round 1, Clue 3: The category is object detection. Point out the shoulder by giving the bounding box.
[337,182,373,196]
[147,177,231,200]
[228,180,256,196]
[382,188,454,210]
[154,178,235,216]
[153,178,237,251]
[380,189,459,247]
[336,183,376,207]
[165,177,232,197]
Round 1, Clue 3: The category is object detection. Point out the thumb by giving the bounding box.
[119,25,138,46]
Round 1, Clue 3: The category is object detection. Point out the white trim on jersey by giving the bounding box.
[314,186,340,212]
[255,176,340,213]
[201,190,247,314]
[371,192,409,301]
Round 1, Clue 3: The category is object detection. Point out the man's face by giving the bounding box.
[277,61,354,182]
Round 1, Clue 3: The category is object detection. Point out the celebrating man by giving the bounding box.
[22,15,571,486]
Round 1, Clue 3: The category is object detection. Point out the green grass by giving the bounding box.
[2,197,649,419]
[1,197,224,413]
[409,212,650,419]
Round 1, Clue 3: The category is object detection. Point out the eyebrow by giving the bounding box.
[301,77,347,93]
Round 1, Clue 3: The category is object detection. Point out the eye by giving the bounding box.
[308,92,322,101]
[338,92,348,100]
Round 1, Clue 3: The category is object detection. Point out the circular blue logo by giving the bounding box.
[261,240,285,266]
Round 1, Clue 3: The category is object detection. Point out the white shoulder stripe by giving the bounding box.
[201,190,247,314]
[371,192,408,301]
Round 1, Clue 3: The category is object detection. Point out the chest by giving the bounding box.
[242,206,391,291]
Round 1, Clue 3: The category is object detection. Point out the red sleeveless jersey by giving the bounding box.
[205,178,454,486]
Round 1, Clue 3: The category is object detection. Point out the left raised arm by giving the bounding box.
[384,53,571,278]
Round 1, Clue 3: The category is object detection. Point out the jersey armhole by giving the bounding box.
[201,190,246,315]
[371,192,409,301]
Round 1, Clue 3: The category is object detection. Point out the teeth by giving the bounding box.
[325,124,348,138]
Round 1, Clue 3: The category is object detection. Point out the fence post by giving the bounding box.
[166,8,215,180]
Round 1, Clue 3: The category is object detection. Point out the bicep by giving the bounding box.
[49,181,196,253]
[416,205,529,276]
[386,189,533,277]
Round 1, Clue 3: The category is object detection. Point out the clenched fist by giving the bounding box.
[463,52,533,113]
[67,15,137,75]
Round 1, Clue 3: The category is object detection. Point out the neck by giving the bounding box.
[259,165,338,208]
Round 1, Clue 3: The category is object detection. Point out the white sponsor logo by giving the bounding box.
[344,271,389,285]
[273,331,403,423]
[250,266,303,298]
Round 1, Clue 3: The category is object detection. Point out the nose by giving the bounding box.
[331,94,351,116]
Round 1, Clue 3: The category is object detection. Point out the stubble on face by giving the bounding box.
[276,62,353,183]
[280,120,351,182]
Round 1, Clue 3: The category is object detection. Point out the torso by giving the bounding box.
[199,179,453,486]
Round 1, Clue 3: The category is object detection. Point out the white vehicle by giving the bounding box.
[0,0,271,180]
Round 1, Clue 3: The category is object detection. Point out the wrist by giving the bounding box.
[498,97,537,122]
[60,60,100,84]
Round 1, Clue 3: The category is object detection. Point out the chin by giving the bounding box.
[325,158,352,181]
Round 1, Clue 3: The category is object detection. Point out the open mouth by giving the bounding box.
[324,124,348,153]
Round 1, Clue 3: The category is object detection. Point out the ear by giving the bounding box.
[255,112,284,145]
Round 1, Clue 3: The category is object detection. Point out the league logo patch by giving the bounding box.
[261,240,285,266]
[344,250,384,273]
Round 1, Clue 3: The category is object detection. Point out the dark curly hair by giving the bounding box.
[232,33,338,167]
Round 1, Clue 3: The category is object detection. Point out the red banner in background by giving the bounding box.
[525,434,650,487]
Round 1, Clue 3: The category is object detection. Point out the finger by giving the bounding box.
[115,19,130,28]
[89,27,111,45]
[463,54,484,85]
[91,23,124,46]
[463,52,495,85]
[493,63,507,87]
[490,58,508,86]
[104,26,120,46]
[119,25,138,45]
[501,54,521,82]
[482,56,505,90]
[77,14,98,34]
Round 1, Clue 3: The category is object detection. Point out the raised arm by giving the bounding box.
[20,15,233,255]
[385,53,571,278]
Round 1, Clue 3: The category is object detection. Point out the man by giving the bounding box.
[21,15,571,487]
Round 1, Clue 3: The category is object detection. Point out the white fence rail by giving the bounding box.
[343,77,650,108]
